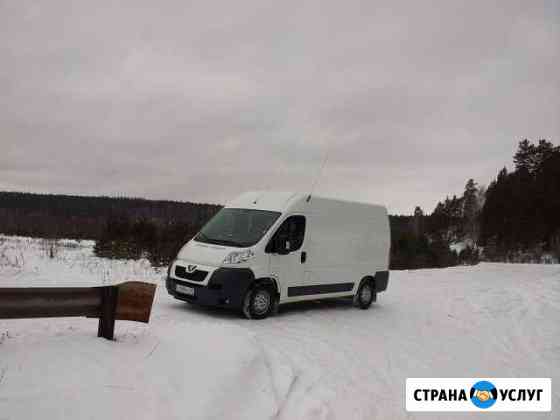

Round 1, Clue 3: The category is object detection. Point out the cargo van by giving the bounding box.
[166,191,390,319]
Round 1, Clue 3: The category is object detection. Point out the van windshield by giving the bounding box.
[194,208,281,248]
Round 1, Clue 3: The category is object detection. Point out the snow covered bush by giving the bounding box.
[0,236,25,269]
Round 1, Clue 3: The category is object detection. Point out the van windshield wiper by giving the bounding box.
[209,238,246,247]
[195,233,245,248]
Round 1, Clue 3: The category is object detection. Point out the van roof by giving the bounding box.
[225,191,386,213]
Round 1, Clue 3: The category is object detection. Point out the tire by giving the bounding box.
[242,284,274,319]
[353,279,376,309]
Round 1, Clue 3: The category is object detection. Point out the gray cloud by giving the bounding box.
[1,0,559,213]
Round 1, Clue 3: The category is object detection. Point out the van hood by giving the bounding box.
[177,240,235,266]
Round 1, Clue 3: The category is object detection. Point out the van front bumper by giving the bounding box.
[166,267,255,309]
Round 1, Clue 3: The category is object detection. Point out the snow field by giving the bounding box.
[1,236,559,419]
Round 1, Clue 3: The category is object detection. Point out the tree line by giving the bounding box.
[392,138,559,268]
[92,217,214,267]
[0,192,220,239]
[480,139,560,262]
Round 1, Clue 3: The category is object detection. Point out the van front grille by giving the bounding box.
[174,266,208,282]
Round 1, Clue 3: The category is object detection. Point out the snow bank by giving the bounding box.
[0,234,158,287]
[0,322,290,420]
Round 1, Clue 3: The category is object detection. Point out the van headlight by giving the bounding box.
[223,249,254,265]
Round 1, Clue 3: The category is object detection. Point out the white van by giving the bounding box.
[166,191,390,319]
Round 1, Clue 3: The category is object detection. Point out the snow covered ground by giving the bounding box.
[1,236,559,419]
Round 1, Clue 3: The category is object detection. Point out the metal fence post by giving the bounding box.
[97,286,119,340]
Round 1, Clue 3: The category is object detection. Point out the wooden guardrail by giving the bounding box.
[0,282,156,340]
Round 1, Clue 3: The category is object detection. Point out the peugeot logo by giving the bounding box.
[187,265,197,273]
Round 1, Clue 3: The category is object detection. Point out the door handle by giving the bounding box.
[301,251,307,264]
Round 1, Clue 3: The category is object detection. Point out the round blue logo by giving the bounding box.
[470,381,498,409]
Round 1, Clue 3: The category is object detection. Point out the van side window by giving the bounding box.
[266,215,306,253]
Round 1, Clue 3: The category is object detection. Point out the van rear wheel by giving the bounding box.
[242,284,274,319]
[354,279,376,309]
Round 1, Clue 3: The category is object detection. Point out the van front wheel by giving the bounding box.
[242,285,274,319]
[354,279,376,309]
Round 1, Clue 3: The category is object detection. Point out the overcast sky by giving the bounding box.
[1,1,559,214]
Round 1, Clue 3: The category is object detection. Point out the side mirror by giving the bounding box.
[275,237,291,255]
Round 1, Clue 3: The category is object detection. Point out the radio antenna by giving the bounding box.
[306,139,331,202]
